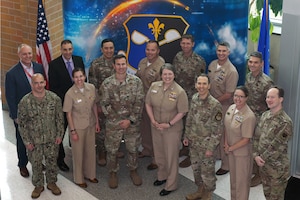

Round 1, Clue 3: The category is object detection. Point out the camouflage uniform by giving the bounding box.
[245,71,273,179]
[245,71,273,119]
[173,51,206,101]
[100,74,144,172]
[88,55,114,152]
[254,109,293,200]
[185,93,223,191]
[18,90,64,187]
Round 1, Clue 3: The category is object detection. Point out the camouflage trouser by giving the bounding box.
[105,121,141,172]
[260,163,289,200]
[28,142,59,186]
[189,144,216,191]
[96,112,106,153]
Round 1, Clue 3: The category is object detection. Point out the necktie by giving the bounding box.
[67,61,72,79]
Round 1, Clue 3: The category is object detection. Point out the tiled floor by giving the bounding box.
[0,102,265,200]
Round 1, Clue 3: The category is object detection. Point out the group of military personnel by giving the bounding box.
[87,35,292,200]
[5,33,293,200]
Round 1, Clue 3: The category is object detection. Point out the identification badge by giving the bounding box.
[234,115,243,123]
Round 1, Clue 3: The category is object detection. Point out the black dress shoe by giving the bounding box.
[153,179,166,186]
[216,168,229,175]
[58,161,69,171]
[20,167,29,177]
[159,189,172,196]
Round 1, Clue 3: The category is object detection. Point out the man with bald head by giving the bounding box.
[5,44,45,178]
[18,73,64,198]
[253,86,293,200]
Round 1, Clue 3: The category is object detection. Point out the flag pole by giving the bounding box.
[36,0,53,89]
[258,0,270,75]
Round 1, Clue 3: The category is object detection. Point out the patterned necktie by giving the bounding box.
[67,61,72,79]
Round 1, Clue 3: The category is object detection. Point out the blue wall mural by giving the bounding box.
[63,0,249,85]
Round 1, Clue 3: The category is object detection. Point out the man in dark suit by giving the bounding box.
[48,39,85,171]
[5,44,45,177]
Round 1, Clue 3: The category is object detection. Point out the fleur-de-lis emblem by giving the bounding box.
[148,18,165,41]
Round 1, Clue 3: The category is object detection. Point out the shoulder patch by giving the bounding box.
[215,112,223,121]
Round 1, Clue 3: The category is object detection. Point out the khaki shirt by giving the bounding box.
[224,104,256,156]
[63,83,98,129]
[136,56,165,93]
[208,59,239,107]
[145,81,188,130]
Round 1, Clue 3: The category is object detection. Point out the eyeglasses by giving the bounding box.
[234,95,246,99]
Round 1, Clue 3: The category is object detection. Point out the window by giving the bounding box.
[249,0,282,34]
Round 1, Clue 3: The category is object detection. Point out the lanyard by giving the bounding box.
[23,66,34,79]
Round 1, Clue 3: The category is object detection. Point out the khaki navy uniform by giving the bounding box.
[224,104,256,200]
[208,59,239,171]
[136,56,164,157]
[63,83,98,184]
[145,81,188,191]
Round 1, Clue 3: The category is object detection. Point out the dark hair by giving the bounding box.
[249,51,263,62]
[160,63,175,75]
[181,34,194,42]
[101,38,114,48]
[196,73,210,84]
[235,85,249,97]
[72,67,86,77]
[61,39,72,47]
[113,54,127,64]
[217,41,230,50]
[147,40,160,49]
[271,85,284,98]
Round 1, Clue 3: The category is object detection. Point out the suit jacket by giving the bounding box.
[48,55,85,102]
[5,62,45,119]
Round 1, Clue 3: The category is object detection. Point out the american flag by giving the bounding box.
[36,0,52,88]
